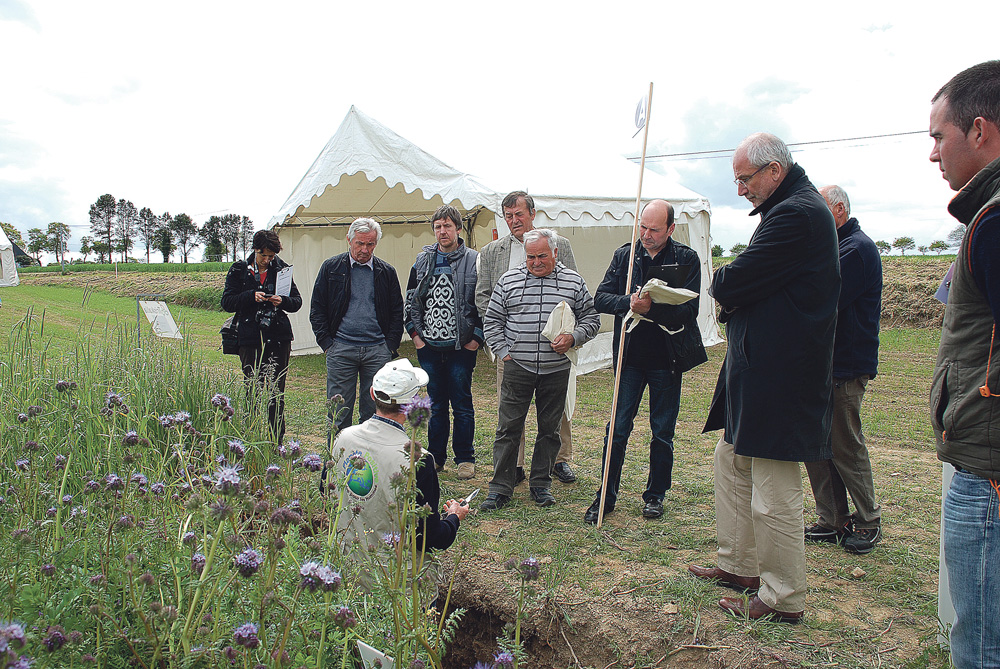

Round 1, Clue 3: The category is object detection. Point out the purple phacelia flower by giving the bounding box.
[211,464,242,495]
[403,395,432,428]
[150,482,165,496]
[16,413,28,423]
[381,532,401,548]
[54,454,67,469]
[123,431,140,446]
[298,561,322,592]
[301,454,323,472]
[519,557,540,581]
[84,480,100,494]
[227,439,245,460]
[61,495,72,505]
[333,606,356,629]
[158,415,172,428]
[104,474,123,491]
[211,394,231,409]
[0,622,26,648]
[494,651,515,669]
[24,440,39,452]
[233,622,259,649]
[27,405,42,417]
[45,507,57,518]
[130,473,148,487]
[280,440,301,460]
[40,564,55,577]
[349,454,367,470]
[116,515,135,530]
[232,548,263,578]
[191,553,206,575]
[89,574,105,586]
[265,464,281,480]
[43,624,67,651]
[15,459,29,472]
[105,392,123,407]
[182,532,197,547]
[208,499,234,521]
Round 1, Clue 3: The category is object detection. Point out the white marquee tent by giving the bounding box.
[269,106,721,370]
[0,228,20,287]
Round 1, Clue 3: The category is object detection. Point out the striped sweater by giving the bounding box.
[484,262,600,374]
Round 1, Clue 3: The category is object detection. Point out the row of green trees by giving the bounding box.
[87,194,255,264]
[712,224,966,257]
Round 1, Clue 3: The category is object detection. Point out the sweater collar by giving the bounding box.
[837,217,860,241]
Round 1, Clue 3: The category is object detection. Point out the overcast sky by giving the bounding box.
[1,1,995,262]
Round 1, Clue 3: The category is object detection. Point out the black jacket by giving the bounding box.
[594,237,707,374]
[833,218,881,379]
[703,163,840,462]
[221,254,302,346]
[309,252,404,356]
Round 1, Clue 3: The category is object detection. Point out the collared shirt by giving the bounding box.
[349,255,375,269]
[371,414,406,434]
[508,237,525,271]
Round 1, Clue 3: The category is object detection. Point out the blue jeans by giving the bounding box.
[596,365,682,507]
[944,470,1000,668]
[325,340,391,431]
[416,345,477,465]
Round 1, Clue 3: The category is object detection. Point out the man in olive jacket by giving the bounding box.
[689,133,840,624]
[927,60,1000,669]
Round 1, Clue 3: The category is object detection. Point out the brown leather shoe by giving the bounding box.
[688,564,760,593]
[719,595,803,624]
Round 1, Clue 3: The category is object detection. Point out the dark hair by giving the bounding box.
[431,205,463,232]
[933,60,1000,133]
[374,397,401,414]
[502,191,535,214]
[252,230,282,254]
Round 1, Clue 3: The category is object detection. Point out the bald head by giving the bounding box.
[819,185,851,228]
[638,199,676,257]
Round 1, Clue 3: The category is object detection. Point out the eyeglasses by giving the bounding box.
[733,162,773,188]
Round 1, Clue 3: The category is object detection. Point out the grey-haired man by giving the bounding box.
[310,217,404,431]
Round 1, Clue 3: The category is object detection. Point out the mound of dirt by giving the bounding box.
[879,257,950,328]
[20,270,227,302]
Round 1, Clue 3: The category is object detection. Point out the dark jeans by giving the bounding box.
[804,375,881,530]
[239,340,291,444]
[416,345,477,465]
[325,340,391,431]
[596,364,682,507]
[490,361,570,496]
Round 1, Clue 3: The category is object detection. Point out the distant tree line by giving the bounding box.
[717,224,965,259]
[85,194,255,263]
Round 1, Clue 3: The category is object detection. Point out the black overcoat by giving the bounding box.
[221,254,302,347]
[703,164,840,462]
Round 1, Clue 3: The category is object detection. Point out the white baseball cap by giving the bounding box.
[371,359,429,403]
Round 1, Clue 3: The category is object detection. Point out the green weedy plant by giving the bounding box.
[0,312,462,668]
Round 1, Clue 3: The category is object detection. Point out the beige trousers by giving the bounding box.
[714,438,807,613]
[495,358,572,466]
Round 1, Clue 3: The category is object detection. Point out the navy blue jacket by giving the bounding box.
[703,164,840,462]
[833,218,881,379]
[309,253,404,356]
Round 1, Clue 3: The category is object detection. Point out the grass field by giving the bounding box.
[0,274,951,668]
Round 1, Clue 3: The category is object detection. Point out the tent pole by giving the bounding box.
[597,83,653,528]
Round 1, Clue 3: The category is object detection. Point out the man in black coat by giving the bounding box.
[804,185,883,555]
[309,218,404,431]
[689,133,840,624]
[585,199,707,524]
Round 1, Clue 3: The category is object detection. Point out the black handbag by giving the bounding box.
[220,315,240,355]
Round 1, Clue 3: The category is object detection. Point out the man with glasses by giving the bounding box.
[689,133,840,624]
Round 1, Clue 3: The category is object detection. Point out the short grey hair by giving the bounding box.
[523,228,557,252]
[348,217,382,242]
[737,132,793,170]
[821,185,851,217]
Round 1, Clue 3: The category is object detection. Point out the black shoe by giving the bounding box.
[804,521,851,544]
[514,467,526,486]
[584,499,613,524]
[530,487,556,507]
[552,462,577,483]
[642,500,664,519]
[844,526,881,554]
[479,493,511,512]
